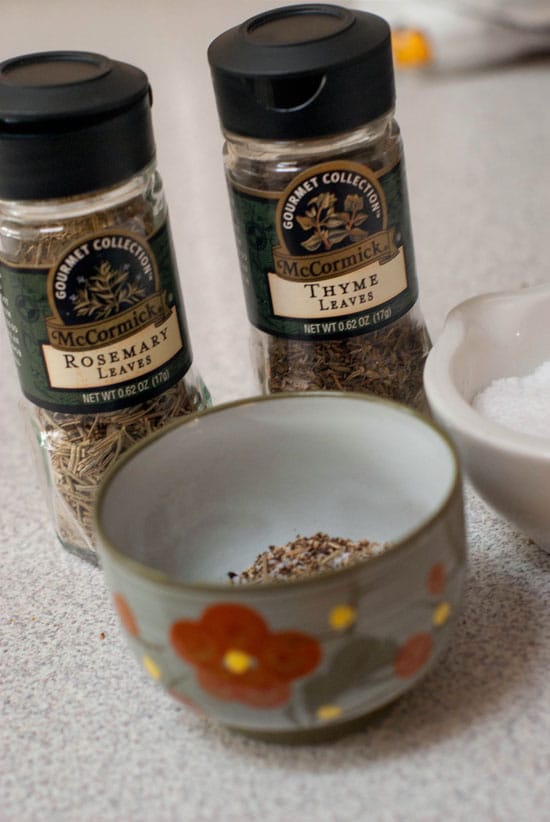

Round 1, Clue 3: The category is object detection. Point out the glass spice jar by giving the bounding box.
[0,51,210,564]
[208,4,431,409]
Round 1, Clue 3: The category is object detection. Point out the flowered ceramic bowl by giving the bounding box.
[423,285,550,553]
[95,393,466,742]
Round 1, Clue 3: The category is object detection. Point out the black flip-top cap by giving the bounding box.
[208,4,395,140]
[0,51,155,200]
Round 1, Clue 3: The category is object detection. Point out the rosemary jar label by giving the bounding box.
[229,159,418,341]
[0,223,192,413]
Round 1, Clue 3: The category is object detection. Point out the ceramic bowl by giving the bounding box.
[424,284,550,553]
[95,392,466,742]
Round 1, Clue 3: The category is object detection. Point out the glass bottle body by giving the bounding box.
[0,162,210,563]
[222,115,430,409]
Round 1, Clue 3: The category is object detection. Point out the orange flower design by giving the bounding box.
[113,593,139,637]
[426,563,447,596]
[170,603,321,708]
[394,632,432,678]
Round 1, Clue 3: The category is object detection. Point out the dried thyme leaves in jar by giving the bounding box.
[0,52,209,564]
[265,315,429,406]
[209,5,430,409]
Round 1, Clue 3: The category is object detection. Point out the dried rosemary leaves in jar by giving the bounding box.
[208,5,430,409]
[0,52,209,563]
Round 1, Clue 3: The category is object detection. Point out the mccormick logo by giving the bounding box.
[42,230,183,390]
[268,160,407,321]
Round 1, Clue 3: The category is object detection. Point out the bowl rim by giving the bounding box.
[424,285,550,459]
[94,391,463,592]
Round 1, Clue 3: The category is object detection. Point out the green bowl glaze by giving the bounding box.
[95,392,466,742]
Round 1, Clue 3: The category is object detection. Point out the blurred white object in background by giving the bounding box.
[456,0,550,31]
[351,0,550,70]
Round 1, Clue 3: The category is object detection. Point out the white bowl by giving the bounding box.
[424,284,550,553]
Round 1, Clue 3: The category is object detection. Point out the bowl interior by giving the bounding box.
[446,289,550,404]
[97,394,457,584]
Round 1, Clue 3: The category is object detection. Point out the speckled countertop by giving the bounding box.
[1,2,550,820]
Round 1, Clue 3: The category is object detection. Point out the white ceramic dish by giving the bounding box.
[424,284,550,552]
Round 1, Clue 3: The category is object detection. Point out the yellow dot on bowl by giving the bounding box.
[316,704,343,722]
[329,604,357,631]
[142,655,162,681]
[433,601,452,627]
[223,649,255,675]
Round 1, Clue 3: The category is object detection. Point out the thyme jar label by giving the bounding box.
[0,224,192,413]
[228,160,418,340]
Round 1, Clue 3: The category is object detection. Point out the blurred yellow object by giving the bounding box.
[392,28,433,68]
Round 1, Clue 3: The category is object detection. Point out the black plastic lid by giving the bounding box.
[208,4,395,140]
[0,51,155,200]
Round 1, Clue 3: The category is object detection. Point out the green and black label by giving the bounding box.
[0,223,192,413]
[228,159,418,341]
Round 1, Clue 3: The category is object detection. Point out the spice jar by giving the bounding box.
[208,4,430,408]
[0,51,210,564]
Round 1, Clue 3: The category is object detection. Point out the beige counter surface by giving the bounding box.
[1,2,549,820]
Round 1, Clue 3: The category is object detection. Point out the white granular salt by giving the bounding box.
[473,360,550,437]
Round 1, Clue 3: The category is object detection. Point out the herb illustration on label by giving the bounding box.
[277,165,385,252]
[269,162,408,330]
[0,225,193,413]
[44,231,182,393]
[229,159,418,342]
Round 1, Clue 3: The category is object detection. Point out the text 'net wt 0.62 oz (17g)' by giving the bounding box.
[208,4,431,408]
[0,51,210,564]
